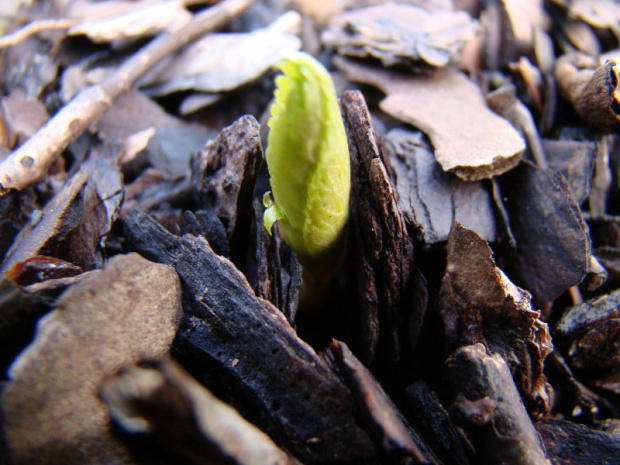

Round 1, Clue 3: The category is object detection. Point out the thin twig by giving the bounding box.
[0,0,257,194]
[0,19,79,48]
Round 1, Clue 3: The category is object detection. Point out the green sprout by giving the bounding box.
[264,52,351,278]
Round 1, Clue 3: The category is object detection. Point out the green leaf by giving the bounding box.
[264,52,350,273]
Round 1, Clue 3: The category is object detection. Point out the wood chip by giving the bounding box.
[445,344,551,465]
[248,199,302,324]
[330,340,435,463]
[190,115,262,266]
[402,382,475,465]
[62,144,124,270]
[554,52,620,129]
[564,0,620,30]
[498,161,591,305]
[340,90,415,364]
[1,253,182,464]
[335,57,525,180]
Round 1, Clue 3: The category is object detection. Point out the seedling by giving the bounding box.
[264,52,350,281]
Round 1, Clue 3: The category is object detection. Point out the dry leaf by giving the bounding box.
[1,253,182,464]
[139,12,301,96]
[1,89,50,148]
[96,89,211,178]
[563,0,620,31]
[335,57,525,180]
[322,3,478,68]
[68,0,192,46]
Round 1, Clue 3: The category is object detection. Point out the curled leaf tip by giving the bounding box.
[263,192,284,236]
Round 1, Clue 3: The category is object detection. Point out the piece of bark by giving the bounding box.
[330,340,436,464]
[543,138,595,205]
[180,210,231,258]
[334,57,525,181]
[554,288,620,369]
[247,199,302,324]
[125,176,193,217]
[139,11,301,96]
[444,344,550,465]
[120,209,374,463]
[387,127,497,245]
[437,222,553,418]
[402,382,474,465]
[322,3,478,69]
[1,253,182,465]
[340,90,415,365]
[0,277,52,377]
[0,188,34,260]
[190,115,262,266]
[536,419,620,465]
[498,160,591,305]
[0,169,87,274]
[100,359,301,465]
